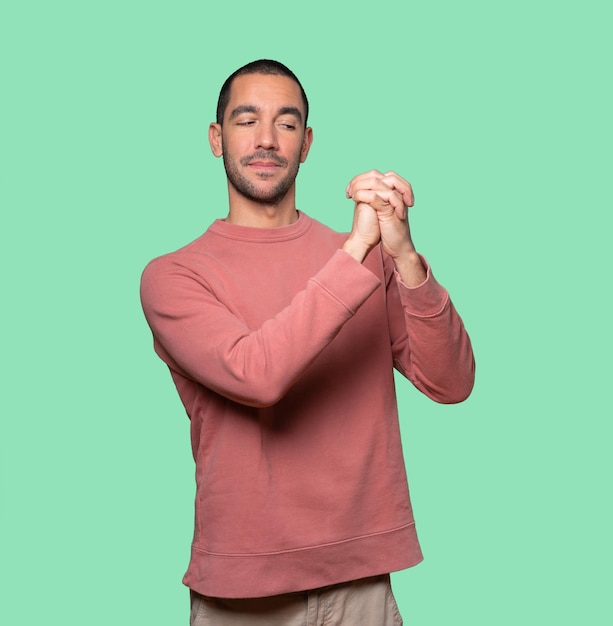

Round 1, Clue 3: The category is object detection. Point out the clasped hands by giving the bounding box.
[343,170,426,286]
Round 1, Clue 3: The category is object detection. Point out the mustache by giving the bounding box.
[240,151,287,167]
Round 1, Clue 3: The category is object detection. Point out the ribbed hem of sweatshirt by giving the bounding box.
[183,522,423,599]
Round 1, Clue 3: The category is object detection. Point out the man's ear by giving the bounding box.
[209,123,223,157]
[300,127,313,163]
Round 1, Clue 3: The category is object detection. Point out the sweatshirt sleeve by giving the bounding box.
[386,254,475,404]
[140,249,381,408]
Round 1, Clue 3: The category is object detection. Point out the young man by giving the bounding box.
[141,59,475,625]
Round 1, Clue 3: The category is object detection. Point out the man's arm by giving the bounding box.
[385,252,475,403]
[347,170,475,402]
[140,249,380,408]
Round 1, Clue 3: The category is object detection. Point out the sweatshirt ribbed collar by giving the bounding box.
[208,211,312,243]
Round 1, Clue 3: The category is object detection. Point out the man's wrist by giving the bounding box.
[341,237,371,263]
[393,250,427,287]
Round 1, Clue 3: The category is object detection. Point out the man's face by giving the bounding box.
[209,73,312,206]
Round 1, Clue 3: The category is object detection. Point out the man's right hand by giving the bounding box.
[342,201,381,263]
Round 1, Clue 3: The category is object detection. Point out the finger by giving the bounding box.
[381,171,414,207]
[351,188,406,218]
[346,171,414,208]
[345,170,385,197]
[351,189,392,206]
[346,176,385,198]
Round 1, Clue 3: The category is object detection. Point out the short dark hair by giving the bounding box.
[216,59,309,127]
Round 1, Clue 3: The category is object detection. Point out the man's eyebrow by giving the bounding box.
[278,106,302,123]
[228,105,259,120]
[228,104,303,123]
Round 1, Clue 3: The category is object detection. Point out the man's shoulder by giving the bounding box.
[140,226,217,282]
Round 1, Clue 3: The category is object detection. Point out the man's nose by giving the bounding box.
[255,122,278,150]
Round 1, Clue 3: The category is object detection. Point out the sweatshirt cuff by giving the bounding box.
[311,249,382,314]
[395,255,450,317]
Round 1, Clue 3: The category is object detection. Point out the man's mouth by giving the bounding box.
[242,152,287,169]
[248,161,281,169]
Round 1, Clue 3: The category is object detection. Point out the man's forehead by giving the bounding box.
[229,73,304,108]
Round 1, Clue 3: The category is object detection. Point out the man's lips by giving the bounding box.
[248,161,282,168]
[241,152,287,169]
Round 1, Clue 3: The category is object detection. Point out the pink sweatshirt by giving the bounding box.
[140,212,474,598]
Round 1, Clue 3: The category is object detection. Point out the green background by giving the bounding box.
[1,0,611,623]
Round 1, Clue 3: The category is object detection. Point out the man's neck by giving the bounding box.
[225,189,299,228]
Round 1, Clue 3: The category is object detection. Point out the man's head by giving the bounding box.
[216,59,309,128]
[209,60,313,209]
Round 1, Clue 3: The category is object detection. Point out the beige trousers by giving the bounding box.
[189,574,403,625]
